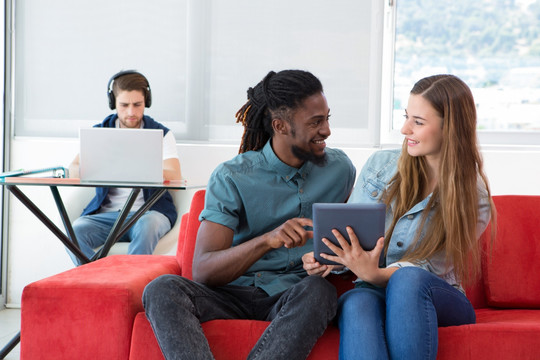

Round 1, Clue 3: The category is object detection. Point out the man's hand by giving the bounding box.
[264,218,313,249]
[320,227,393,287]
[68,154,80,178]
[302,251,335,278]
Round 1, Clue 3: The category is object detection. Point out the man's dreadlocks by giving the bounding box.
[235,70,323,154]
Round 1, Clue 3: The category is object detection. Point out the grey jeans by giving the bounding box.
[142,275,337,360]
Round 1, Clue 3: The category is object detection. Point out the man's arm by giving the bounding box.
[163,157,181,181]
[192,217,313,286]
[68,154,80,178]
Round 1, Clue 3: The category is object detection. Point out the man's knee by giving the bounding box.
[72,216,92,235]
[293,276,337,315]
[143,274,186,309]
[132,212,170,240]
[301,275,336,295]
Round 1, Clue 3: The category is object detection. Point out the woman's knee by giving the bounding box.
[389,266,430,287]
[337,287,386,335]
[386,267,433,302]
[338,287,384,315]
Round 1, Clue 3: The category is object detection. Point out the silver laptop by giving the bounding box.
[79,127,164,183]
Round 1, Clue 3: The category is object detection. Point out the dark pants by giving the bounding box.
[143,275,337,360]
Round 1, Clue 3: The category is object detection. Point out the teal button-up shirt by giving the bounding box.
[200,140,356,296]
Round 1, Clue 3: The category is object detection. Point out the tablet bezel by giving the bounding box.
[312,202,386,266]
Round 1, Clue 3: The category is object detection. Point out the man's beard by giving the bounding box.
[291,145,328,167]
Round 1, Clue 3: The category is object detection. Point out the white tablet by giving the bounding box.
[312,203,386,265]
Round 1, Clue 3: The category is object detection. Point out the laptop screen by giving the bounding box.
[79,127,163,183]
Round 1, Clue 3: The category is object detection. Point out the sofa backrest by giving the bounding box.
[481,195,540,308]
[176,192,540,309]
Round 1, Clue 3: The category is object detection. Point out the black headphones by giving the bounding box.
[107,70,152,110]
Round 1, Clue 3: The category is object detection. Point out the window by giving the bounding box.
[12,0,188,138]
[11,0,384,147]
[386,0,540,146]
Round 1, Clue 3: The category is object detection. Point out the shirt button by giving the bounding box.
[397,241,404,247]
[286,176,290,180]
[289,261,295,266]
[257,273,262,277]
[407,214,414,220]
[299,188,303,193]
[371,190,378,197]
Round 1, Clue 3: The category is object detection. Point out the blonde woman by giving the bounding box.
[304,74,495,359]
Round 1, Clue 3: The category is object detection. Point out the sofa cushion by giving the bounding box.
[130,314,340,360]
[437,308,540,360]
[483,195,540,308]
[130,312,164,360]
[131,308,540,360]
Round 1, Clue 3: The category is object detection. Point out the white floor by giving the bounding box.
[0,308,20,360]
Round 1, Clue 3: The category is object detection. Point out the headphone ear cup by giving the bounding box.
[108,90,116,110]
[145,86,152,108]
[107,72,119,110]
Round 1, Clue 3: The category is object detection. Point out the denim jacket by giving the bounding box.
[348,149,491,289]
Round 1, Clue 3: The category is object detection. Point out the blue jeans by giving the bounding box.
[338,267,476,360]
[68,210,171,265]
[142,275,337,360]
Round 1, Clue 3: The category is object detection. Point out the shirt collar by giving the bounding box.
[261,140,313,182]
[114,117,145,129]
[403,193,434,216]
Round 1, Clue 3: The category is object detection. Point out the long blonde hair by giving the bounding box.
[383,75,495,286]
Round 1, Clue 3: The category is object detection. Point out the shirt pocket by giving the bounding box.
[362,179,385,201]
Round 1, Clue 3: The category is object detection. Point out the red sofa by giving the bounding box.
[20,191,540,359]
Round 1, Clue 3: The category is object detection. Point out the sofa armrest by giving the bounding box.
[21,254,180,360]
[177,189,206,280]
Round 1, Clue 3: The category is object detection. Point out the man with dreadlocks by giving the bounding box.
[143,69,356,360]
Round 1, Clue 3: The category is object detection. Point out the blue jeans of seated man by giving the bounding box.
[142,275,337,360]
[338,267,476,360]
[68,210,171,265]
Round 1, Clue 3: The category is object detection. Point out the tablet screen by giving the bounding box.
[312,203,386,266]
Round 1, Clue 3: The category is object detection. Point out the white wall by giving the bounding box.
[5,138,540,306]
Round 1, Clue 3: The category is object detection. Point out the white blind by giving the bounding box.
[14,0,188,137]
[13,0,383,146]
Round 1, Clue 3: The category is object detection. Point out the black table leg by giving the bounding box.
[50,186,80,248]
[92,188,140,260]
[6,185,90,264]
[93,188,169,260]
[115,188,167,241]
[0,331,20,359]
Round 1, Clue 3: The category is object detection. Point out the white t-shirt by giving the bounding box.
[99,121,178,213]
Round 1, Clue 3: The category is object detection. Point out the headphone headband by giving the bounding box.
[107,70,152,110]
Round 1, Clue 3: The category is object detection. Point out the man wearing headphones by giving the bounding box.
[67,70,181,265]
